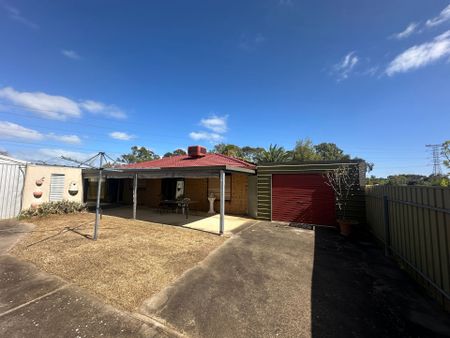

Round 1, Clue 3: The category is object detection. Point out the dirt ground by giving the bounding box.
[10,212,226,312]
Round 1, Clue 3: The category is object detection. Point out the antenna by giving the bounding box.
[426,144,442,176]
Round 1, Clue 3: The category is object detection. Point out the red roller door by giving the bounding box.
[272,174,336,226]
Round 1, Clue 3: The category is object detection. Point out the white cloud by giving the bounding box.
[333,51,359,80]
[0,87,81,120]
[189,131,223,143]
[0,121,43,141]
[0,87,128,120]
[200,115,228,133]
[392,22,418,40]
[386,30,450,76]
[426,4,450,27]
[80,100,127,119]
[61,49,80,60]
[109,131,135,141]
[47,133,81,144]
[3,4,38,29]
[0,121,81,145]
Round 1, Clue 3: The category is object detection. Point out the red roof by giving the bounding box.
[123,153,256,170]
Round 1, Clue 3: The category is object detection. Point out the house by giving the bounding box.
[82,145,366,232]
[82,146,257,233]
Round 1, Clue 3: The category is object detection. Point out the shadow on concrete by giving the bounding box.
[310,226,450,337]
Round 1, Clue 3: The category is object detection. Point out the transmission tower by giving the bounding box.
[426,144,442,176]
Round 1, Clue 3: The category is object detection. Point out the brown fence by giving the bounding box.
[365,185,450,310]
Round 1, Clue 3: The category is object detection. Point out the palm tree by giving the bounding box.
[256,144,291,163]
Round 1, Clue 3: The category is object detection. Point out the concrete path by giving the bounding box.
[0,220,177,338]
[0,220,35,254]
[141,221,450,338]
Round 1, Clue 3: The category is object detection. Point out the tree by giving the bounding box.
[292,138,320,161]
[212,143,241,157]
[314,143,350,160]
[163,148,187,157]
[117,146,160,163]
[240,146,265,162]
[325,165,358,221]
[0,150,9,156]
[256,144,291,163]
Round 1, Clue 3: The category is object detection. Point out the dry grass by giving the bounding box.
[10,212,226,311]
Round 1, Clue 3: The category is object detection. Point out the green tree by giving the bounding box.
[163,148,187,157]
[212,143,241,157]
[117,146,160,163]
[240,146,265,162]
[292,138,319,161]
[256,144,291,163]
[314,142,350,160]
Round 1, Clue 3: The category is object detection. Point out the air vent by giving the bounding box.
[188,146,207,158]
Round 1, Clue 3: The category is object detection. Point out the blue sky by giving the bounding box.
[1,0,450,177]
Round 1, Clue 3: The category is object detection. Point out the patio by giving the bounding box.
[101,206,257,235]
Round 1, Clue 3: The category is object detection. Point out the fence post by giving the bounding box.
[383,195,391,256]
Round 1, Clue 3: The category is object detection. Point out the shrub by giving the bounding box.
[19,200,87,219]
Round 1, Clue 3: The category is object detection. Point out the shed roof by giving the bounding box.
[122,153,256,170]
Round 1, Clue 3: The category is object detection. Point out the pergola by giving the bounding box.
[82,165,256,239]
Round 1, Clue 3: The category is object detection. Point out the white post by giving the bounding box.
[219,170,225,235]
[133,173,138,220]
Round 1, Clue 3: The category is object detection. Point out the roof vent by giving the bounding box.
[188,146,207,158]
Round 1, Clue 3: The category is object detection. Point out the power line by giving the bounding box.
[425,144,442,176]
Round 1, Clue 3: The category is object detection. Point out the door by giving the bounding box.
[271,174,336,226]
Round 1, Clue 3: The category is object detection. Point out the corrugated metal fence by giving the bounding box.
[0,163,26,219]
[365,185,450,310]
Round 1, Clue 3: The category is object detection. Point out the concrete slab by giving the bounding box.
[0,284,168,338]
[141,222,450,338]
[0,255,65,313]
[0,255,177,337]
[141,222,315,338]
[0,220,34,254]
[101,207,255,235]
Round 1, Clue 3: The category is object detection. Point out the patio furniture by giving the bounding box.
[159,198,196,219]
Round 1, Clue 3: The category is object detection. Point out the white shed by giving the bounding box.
[0,155,27,219]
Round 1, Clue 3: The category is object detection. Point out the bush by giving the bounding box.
[19,200,87,219]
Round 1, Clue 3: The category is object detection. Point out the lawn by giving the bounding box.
[10,212,226,311]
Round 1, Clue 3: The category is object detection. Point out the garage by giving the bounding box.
[256,161,366,226]
[272,174,336,225]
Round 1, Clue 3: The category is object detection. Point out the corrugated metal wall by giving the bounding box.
[257,162,366,223]
[0,163,26,219]
[366,185,450,310]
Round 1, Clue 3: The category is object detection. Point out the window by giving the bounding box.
[49,174,65,202]
[208,175,231,201]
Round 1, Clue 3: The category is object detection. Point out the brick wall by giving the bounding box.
[120,174,249,215]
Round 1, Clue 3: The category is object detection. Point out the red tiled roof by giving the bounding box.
[122,153,256,170]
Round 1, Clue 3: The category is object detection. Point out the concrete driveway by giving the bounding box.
[141,221,450,338]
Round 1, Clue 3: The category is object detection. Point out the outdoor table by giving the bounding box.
[160,199,197,219]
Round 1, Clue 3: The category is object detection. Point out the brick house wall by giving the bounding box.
[123,173,249,215]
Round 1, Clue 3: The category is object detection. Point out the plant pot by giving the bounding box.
[33,191,43,198]
[337,219,357,236]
